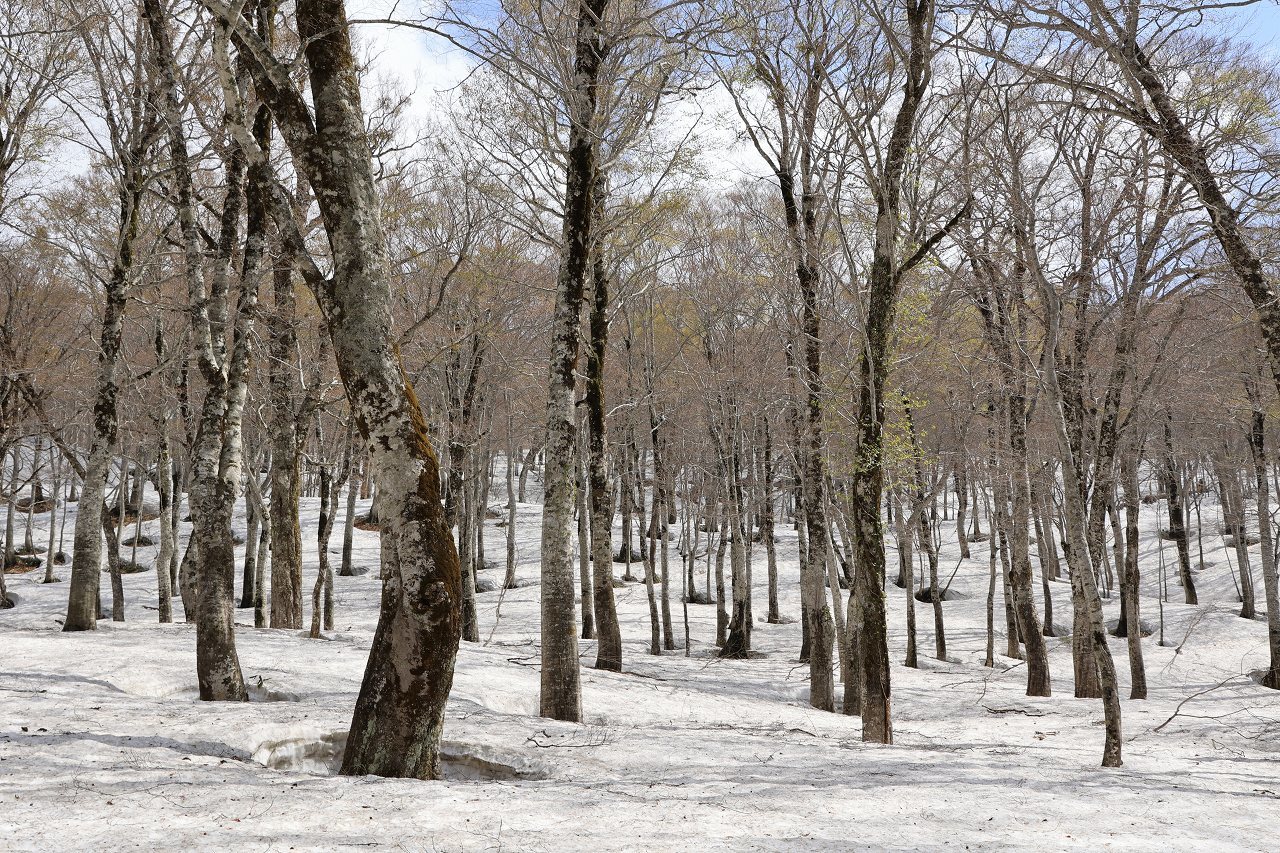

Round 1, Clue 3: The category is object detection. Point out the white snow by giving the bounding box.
[2,481,1278,851]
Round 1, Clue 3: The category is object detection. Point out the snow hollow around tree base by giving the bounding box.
[250,727,550,781]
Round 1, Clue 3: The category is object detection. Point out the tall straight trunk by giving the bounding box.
[149,0,261,700]
[576,450,594,641]
[993,509,1020,660]
[1246,396,1280,689]
[638,452,661,655]
[761,419,781,624]
[43,453,61,584]
[254,495,269,629]
[23,438,41,554]
[1004,413,1049,694]
[65,259,130,631]
[156,439,174,623]
[899,497,917,669]
[312,465,335,639]
[974,272,1050,693]
[919,502,945,662]
[954,461,970,559]
[985,486,998,667]
[504,430,518,590]
[722,461,751,658]
[340,454,360,576]
[241,484,259,609]
[458,455,478,643]
[312,439,351,637]
[618,443,636,581]
[847,0,936,739]
[714,504,729,647]
[58,42,151,627]
[169,462,183,590]
[904,405,945,663]
[268,262,304,629]
[585,301,621,667]
[5,451,19,567]
[536,0,610,723]
[1119,453,1146,699]
[659,490,675,652]
[718,420,751,658]
[106,468,125,621]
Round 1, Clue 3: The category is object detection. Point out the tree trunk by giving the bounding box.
[535,0,610,723]
[761,420,780,624]
[1246,399,1280,689]
[584,254,620,667]
[1119,454,1146,699]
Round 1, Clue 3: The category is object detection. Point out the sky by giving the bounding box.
[1220,2,1280,52]
[352,0,1280,128]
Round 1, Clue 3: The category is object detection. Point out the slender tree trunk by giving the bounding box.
[761,420,780,624]
[576,449,594,641]
[505,430,518,590]
[715,504,729,647]
[156,439,174,623]
[340,454,360,576]
[1119,454,1146,699]
[955,462,970,559]
[1248,401,1280,689]
[241,483,259,609]
[43,453,61,584]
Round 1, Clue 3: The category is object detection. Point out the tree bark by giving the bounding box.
[536,0,611,722]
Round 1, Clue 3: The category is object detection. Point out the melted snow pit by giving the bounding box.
[253,727,348,774]
[246,683,304,703]
[251,729,550,781]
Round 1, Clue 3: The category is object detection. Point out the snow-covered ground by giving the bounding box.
[2,482,1278,851]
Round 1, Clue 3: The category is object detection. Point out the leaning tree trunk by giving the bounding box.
[201,0,466,777]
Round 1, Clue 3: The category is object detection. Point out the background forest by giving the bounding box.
[2,0,1280,849]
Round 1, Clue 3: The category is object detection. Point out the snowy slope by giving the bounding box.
[2,484,1278,851]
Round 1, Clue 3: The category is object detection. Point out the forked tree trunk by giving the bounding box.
[1035,248,1123,769]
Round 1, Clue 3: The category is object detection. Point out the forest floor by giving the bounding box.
[2,483,1279,851]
